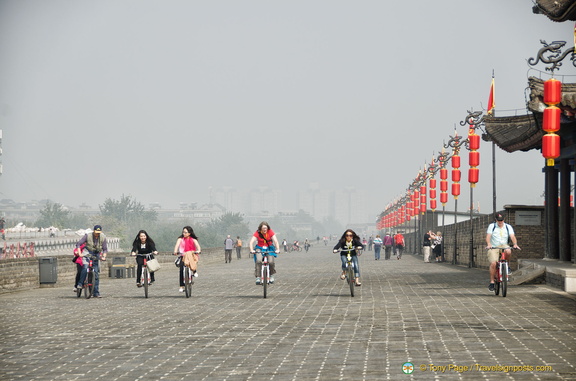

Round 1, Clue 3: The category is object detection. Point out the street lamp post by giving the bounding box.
[444,131,467,265]
[461,110,484,268]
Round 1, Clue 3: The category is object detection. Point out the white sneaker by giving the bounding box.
[179,287,184,292]
[255,277,261,285]
[269,276,275,284]
[193,272,198,278]
[73,287,77,292]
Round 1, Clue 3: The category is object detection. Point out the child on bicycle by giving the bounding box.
[333,229,363,286]
[249,221,280,285]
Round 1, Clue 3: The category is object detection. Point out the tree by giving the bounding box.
[35,201,70,228]
[99,195,158,249]
[99,194,157,224]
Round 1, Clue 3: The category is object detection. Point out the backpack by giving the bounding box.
[490,223,513,246]
[394,234,404,246]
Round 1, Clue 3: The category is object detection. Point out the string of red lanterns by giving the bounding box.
[542,78,562,166]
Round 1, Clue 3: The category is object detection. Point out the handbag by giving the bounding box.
[146,258,161,272]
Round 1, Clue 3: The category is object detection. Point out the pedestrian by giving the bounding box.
[249,221,280,285]
[282,238,288,253]
[173,226,201,293]
[235,236,242,259]
[0,216,5,240]
[304,238,310,252]
[383,232,393,260]
[394,231,405,260]
[368,236,373,251]
[333,229,363,286]
[423,230,432,262]
[224,235,234,263]
[75,225,108,298]
[432,231,443,262]
[485,213,520,292]
[373,234,383,260]
[130,230,158,287]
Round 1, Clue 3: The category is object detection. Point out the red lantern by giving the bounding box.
[452,169,461,182]
[430,189,436,199]
[468,134,480,150]
[544,78,562,105]
[429,178,436,188]
[430,199,437,210]
[452,183,461,198]
[542,133,560,160]
[440,192,448,204]
[452,155,461,168]
[440,168,447,180]
[440,180,448,192]
[468,167,479,184]
[469,151,480,167]
[543,106,561,133]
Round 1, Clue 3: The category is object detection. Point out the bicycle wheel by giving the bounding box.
[494,265,500,296]
[502,263,508,297]
[347,265,355,297]
[262,265,268,299]
[84,271,93,299]
[143,268,149,298]
[185,268,192,298]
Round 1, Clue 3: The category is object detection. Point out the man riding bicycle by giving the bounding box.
[485,213,520,292]
[75,225,108,298]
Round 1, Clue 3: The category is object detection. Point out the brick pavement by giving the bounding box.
[0,243,575,380]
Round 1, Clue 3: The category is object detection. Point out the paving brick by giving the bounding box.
[0,244,575,380]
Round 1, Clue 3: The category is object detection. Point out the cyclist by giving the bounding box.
[249,221,280,285]
[485,213,520,292]
[75,225,108,298]
[131,230,158,287]
[333,229,363,286]
[173,226,201,293]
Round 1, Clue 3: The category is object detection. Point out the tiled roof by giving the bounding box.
[484,114,544,153]
[533,0,576,21]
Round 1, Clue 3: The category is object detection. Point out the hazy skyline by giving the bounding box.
[0,1,574,224]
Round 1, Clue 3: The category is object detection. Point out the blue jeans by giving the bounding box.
[77,257,100,296]
[374,245,381,260]
[341,254,360,277]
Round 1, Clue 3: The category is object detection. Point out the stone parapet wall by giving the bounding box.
[0,246,244,294]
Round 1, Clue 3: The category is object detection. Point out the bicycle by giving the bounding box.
[291,245,302,252]
[139,253,153,298]
[77,255,98,299]
[254,247,274,298]
[488,247,516,297]
[335,247,362,297]
[179,252,199,298]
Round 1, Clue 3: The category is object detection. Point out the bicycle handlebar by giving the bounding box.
[486,247,520,250]
[333,247,363,253]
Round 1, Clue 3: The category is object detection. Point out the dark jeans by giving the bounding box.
[78,258,100,296]
[225,249,232,262]
[236,247,242,259]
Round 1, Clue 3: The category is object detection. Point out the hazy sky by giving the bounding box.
[0,1,574,219]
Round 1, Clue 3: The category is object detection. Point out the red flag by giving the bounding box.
[487,76,495,115]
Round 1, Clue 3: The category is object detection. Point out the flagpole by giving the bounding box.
[488,71,497,217]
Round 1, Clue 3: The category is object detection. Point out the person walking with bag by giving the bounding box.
[173,226,201,293]
[131,230,159,287]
